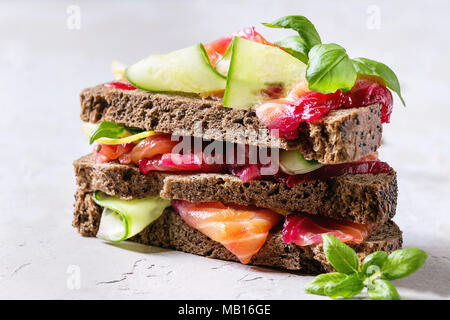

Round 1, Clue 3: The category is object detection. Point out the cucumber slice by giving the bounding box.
[126,44,226,94]
[93,191,170,242]
[96,208,127,242]
[223,37,307,109]
[279,150,323,175]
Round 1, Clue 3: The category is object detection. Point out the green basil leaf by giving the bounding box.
[381,248,428,280]
[262,15,321,52]
[125,126,144,134]
[324,273,364,299]
[367,279,401,300]
[89,121,125,145]
[304,272,347,296]
[322,234,360,274]
[361,251,388,276]
[275,35,309,64]
[352,57,405,106]
[307,43,356,93]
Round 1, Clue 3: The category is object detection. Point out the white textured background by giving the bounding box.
[0,0,449,299]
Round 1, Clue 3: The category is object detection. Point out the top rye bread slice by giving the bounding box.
[74,154,397,224]
[80,84,383,164]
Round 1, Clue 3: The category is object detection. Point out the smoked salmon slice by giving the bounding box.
[282,213,374,246]
[172,200,282,264]
[129,134,179,165]
[94,133,178,165]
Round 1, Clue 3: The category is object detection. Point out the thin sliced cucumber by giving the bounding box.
[96,208,127,242]
[223,37,307,109]
[126,44,226,94]
[93,191,171,242]
[279,150,323,175]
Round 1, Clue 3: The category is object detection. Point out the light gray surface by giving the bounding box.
[0,0,449,299]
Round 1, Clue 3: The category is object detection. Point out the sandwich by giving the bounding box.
[73,15,404,274]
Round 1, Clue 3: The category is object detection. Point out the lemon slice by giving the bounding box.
[82,122,98,137]
[112,60,127,81]
[97,131,156,145]
[82,122,156,145]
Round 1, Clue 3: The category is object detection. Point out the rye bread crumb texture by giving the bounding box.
[73,190,402,273]
[74,154,397,224]
[80,85,383,164]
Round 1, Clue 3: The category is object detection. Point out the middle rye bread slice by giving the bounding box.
[74,154,397,225]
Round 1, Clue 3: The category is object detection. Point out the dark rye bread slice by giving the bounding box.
[80,84,382,164]
[74,154,397,224]
[73,190,402,273]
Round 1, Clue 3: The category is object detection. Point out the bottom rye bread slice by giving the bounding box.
[80,85,383,164]
[74,154,398,224]
[73,189,403,274]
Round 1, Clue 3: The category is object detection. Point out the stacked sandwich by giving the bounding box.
[73,16,403,273]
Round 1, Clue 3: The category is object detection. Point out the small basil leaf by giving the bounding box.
[361,251,388,276]
[381,248,428,280]
[322,234,360,275]
[352,57,405,106]
[262,15,321,52]
[89,121,125,145]
[125,126,144,134]
[307,43,356,93]
[367,279,401,300]
[324,273,364,299]
[275,35,309,64]
[304,272,347,296]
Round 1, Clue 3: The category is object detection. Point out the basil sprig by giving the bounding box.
[275,35,309,64]
[367,279,401,300]
[263,15,405,105]
[352,57,406,106]
[305,234,427,300]
[380,248,428,280]
[322,233,360,274]
[263,15,321,53]
[89,121,142,145]
[304,272,346,296]
[306,44,356,93]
